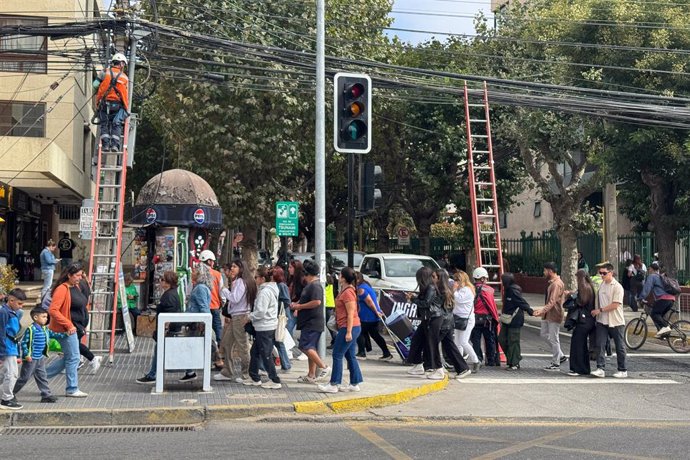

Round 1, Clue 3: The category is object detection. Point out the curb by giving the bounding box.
[1,377,449,427]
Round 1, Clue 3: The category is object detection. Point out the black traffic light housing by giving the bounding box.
[334,72,372,154]
[360,161,382,212]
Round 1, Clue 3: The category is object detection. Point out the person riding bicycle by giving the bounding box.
[638,262,676,339]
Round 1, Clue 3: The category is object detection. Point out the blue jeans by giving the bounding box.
[286,308,297,337]
[145,341,159,379]
[46,333,80,393]
[330,326,362,386]
[275,339,291,370]
[41,269,54,299]
[211,309,223,346]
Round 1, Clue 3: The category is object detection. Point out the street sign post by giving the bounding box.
[80,199,94,240]
[398,226,410,246]
[276,201,299,237]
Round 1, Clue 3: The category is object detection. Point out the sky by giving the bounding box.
[388,0,492,44]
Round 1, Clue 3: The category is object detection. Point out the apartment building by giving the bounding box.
[0,0,100,278]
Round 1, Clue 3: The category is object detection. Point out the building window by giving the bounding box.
[499,210,507,229]
[0,101,46,137]
[0,15,48,74]
[533,201,542,218]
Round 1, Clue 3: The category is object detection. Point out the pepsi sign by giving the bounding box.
[193,208,206,225]
[145,208,157,224]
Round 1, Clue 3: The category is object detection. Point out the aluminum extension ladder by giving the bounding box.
[86,117,133,363]
[463,81,505,297]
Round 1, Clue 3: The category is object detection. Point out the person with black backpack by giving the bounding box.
[638,262,678,338]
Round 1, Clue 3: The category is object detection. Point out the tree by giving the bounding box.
[136,0,394,268]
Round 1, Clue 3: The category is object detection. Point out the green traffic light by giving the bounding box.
[343,120,367,141]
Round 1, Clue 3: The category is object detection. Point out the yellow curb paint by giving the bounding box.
[293,400,333,414]
[328,376,449,413]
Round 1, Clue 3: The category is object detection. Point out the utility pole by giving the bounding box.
[347,153,355,268]
[315,0,327,359]
[604,183,618,267]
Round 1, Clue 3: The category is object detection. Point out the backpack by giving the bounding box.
[660,273,682,296]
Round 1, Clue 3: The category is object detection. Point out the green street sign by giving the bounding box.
[276,201,299,237]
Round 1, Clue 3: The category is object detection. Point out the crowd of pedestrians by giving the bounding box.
[4,245,680,412]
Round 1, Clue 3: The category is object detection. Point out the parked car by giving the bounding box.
[358,253,440,291]
[327,250,366,275]
[291,252,315,264]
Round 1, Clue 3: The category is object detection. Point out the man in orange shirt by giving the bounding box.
[95,53,129,152]
[199,250,224,366]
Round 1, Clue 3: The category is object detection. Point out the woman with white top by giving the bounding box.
[452,270,481,372]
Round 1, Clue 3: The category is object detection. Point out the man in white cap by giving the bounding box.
[95,53,129,152]
[199,249,225,366]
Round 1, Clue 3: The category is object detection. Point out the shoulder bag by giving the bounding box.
[275,291,288,342]
[453,305,473,331]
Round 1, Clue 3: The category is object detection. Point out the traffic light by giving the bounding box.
[360,161,382,212]
[334,72,372,154]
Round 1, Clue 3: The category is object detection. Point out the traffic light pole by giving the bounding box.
[315,0,327,360]
[347,152,355,268]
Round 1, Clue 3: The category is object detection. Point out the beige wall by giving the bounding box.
[0,0,97,202]
[500,179,635,240]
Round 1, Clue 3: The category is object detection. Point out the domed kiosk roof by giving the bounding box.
[129,169,222,228]
[135,169,220,207]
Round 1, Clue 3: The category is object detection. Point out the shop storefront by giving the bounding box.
[0,181,11,264]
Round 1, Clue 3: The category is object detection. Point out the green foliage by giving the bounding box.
[0,265,17,295]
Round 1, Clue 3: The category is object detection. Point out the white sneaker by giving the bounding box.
[318,383,339,393]
[612,371,628,379]
[213,374,233,381]
[243,379,262,386]
[590,368,605,378]
[339,384,361,392]
[317,366,331,382]
[66,390,88,398]
[426,368,445,380]
[455,369,471,380]
[90,356,102,374]
[655,326,672,338]
[261,381,282,390]
[407,364,425,375]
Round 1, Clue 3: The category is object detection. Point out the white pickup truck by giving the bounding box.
[358,253,440,291]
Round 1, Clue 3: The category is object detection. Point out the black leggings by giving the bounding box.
[77,328,95,362]
[408,316,443,370]
[357,321,391,357]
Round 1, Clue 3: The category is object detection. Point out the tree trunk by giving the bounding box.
[417,218,433,256]
[374,210,390,253]
[241,223,259,274]
[558,226,578,290]
[642,170,678,277]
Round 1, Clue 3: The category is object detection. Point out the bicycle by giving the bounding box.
[624,300,690,353]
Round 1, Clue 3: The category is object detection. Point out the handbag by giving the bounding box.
[454,305,473,331]
[499,309,519,325]
[275,301,288,342]
[244,321,256,336]
[474,314,492,328]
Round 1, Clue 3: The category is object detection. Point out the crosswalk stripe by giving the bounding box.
[457,378,679,385]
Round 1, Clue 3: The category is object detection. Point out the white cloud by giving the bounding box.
[388,0,492,44]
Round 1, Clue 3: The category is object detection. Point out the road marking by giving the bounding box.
[392,426,508,444]
[471,427,588,460]
[348,423,413,460]
[521,352,690,358]
[537,443,660,459]
[457,377,679,385]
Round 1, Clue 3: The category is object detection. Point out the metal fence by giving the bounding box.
[503,232,690,284]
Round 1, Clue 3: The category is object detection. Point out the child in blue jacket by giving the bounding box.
[0,288,27,410]
[13,307,57,403]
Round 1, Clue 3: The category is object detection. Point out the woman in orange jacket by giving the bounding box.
[46,264,88,398]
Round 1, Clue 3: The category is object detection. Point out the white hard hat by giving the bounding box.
[111,53,127,64]
[472,267,489,280]
[199,250,216,262]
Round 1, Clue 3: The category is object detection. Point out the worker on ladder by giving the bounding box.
[95,53,129,152]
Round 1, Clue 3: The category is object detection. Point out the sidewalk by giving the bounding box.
[1,336,447,427]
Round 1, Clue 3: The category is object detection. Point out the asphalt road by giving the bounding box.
[2,419,689,459]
